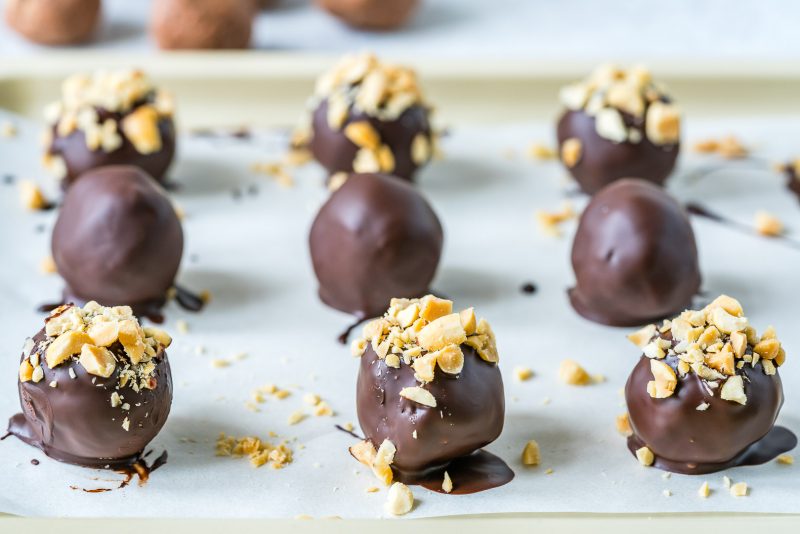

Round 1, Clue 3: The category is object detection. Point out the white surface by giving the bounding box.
[1,0,799,61]
[0,109,798,518]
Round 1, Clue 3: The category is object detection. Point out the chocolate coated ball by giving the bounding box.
[569,179,701,326]
[52,166,183,311]
[309,173,443,318]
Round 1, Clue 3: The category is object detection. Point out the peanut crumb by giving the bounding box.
[636,446,654,467]
[777,454,794,465]
[19,180,49,211]
[442,471,453,493]
[615,413,633,437]
[514,366,534,381]
[521,440,540,466]
[754,211,784,237]
[39,256,57,275]
[730,482,748,497]
[536,203,576,237]
[528,142,557,160]
[559,359,591,386]
[384,482,414,516]
[698,481,710,498]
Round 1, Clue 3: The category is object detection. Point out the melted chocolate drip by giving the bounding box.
[783,164,800,202]
[337,315,367,345]
[687,202,800,251]
[335,424,363,440]
[30,458,39,465]
[414,450,514,495]
[627,426,796,475]
[37,301,65,313]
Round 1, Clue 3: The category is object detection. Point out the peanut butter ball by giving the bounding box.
[5,0,101,46]
[151,0,255,50]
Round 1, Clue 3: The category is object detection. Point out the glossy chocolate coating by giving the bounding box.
[557,109,679,195]
[357,343,504,479]
[625,354,787,473]
[309,99,431,182]
[4,0,100,46]
[52,165,183,311]
[151,0,255,50]
[569,179,701,326]
[49,106,175,187]
[309,173,443,318]
[315,0,419,30]
[9,328,172,468]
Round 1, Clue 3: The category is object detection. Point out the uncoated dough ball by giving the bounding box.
[150,0,256,50]
[316,0,419,30]
[5,0,101,45]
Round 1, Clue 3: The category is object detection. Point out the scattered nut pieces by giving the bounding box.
[39,256,57,275]
[1,120,17,138]
[19,180,50,211]
[536,203,576,237]
[692,136,749,159]
[528,142,557,160]
[754,211,784,237]
[215,433,293,469]
[729,482,748,497]
[558,359,591,386]
[698,481,711,498]
[776,454,794,465]
[384,482,414,516]
[287,410,306,425]
[521,440,541,466]
[514,366,534,382]
[441,471,453,493]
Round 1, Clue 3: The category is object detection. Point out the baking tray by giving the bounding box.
[1,54,799,529]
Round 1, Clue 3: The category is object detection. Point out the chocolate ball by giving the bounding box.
[5,0,100,46]
[309,173,443,319]
[316,0,419,30]
[151,0,255,50]
[624,296,794,474]
[52,166,183,314]
[353,297,506,484]
[9,303,173,468]
[305,53,435,182]
[569,179,701,326]
[44,70,176,187]
[556,65,680,195]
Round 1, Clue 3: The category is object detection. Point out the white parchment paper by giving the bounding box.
[0,110,798,517]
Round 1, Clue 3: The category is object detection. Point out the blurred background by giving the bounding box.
[2,0,800,128]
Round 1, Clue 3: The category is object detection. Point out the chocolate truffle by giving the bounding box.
[52,165,183,315]
[556,64,681,195]
[8,302,173,468]
[4,0,100,46]
[350,296,512,493]
[303,53,435,182]
[309,173,443,319]
[569,179,701,327]
[43,69,176,187]
[316,0,419,30]
[624,295,796,474]
[151,0,255,50]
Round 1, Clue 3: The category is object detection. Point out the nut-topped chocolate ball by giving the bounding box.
[43,69,176,187]
[151,0,255,50]
[569,179,701,326]
[316,0,419,30]
[349,296,512,494]
[309,173,443,319]
[52,166,183,317]
[8,302,173,468]
[5,0,101,46]
[304,53,435,182]
[624,296,796,474]
[556,64,681,195]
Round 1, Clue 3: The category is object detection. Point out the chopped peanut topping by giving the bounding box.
[730,482,748,497]
[372,439,396,486]
[559,359,591,386]
[628,295,786,407]
[399,386,437,407]
[442,471,453,493]
[19,180,49,211]
[561,138,582,168]
[514,366,534,382]
[636,446,655,467]
[79,344,117,378]
[754,211,784,237]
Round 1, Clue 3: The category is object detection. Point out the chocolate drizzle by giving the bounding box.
[687,202,800,251]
